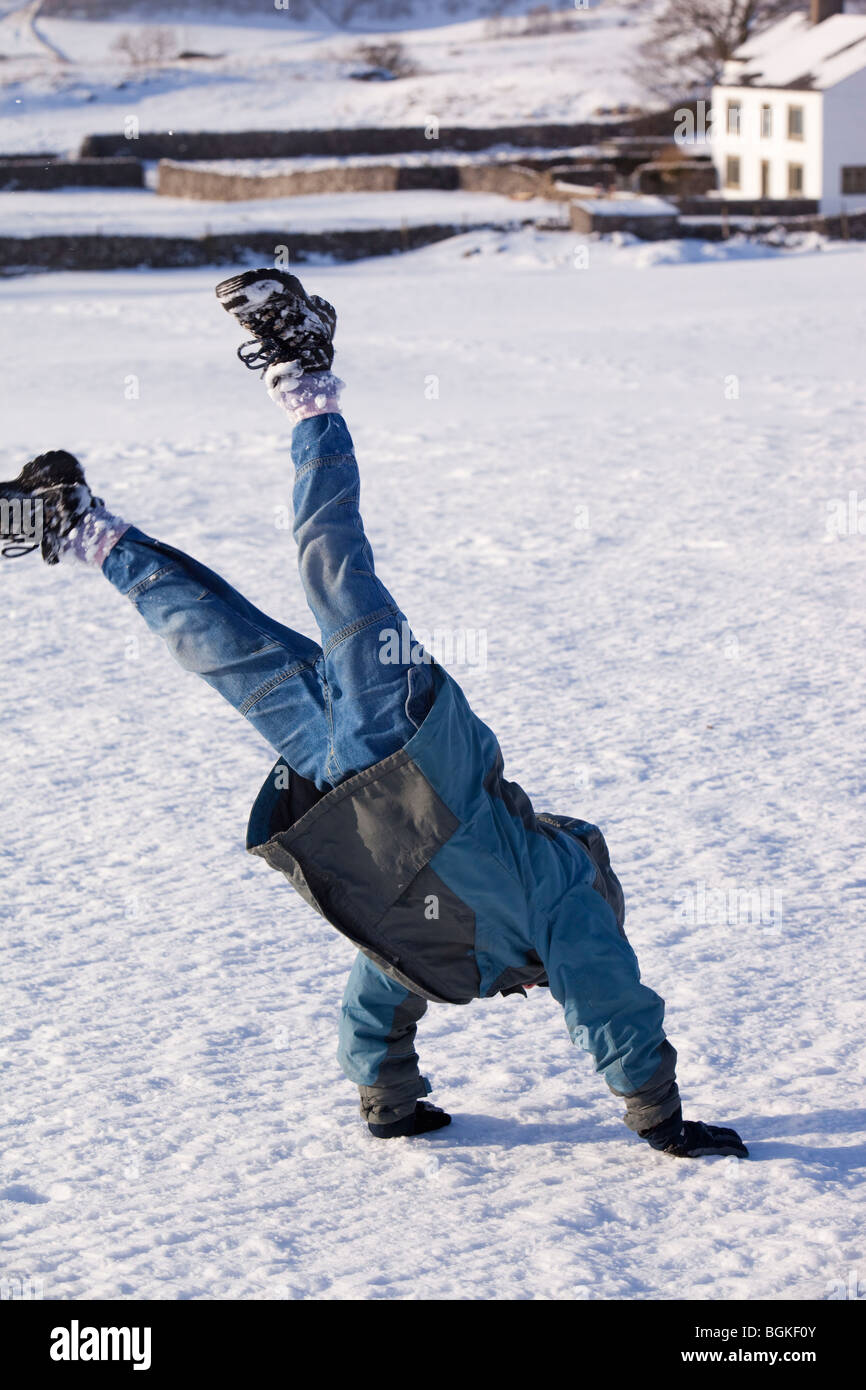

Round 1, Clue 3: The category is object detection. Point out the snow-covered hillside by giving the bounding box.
[0,3,651,154]
[1,234,865,1300]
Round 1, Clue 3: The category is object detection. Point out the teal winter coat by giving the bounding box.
[246,659,678,1130]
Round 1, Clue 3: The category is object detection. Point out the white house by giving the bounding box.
[711,0,866,212]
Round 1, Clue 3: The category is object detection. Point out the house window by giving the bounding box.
[760,105,773,138]
[841,166,866,195]
[788,162,804,195]
[727,102,742,136]
[726,155,741,190]
[761,160,771,198]
[788,105,804,140]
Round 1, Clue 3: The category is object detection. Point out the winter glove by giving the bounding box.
[368,1100,451,1139]
[642,1106,748,1159]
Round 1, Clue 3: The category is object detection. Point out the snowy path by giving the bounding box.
[1,233,865,1300]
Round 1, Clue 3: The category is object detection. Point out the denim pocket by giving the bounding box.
[125,563,175,600]
[404,661,435,731]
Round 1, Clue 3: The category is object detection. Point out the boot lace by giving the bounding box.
[235,299,330,374]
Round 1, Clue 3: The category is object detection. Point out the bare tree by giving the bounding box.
[634,1,808,102]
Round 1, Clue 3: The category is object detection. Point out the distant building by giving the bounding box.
[712,0,866,212]
[569,193,680,240]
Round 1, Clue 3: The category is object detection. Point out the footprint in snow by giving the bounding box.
[1,1183,49,1204]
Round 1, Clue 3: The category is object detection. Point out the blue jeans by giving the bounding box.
[103,413,435,788]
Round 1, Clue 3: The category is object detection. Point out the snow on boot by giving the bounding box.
[215,269,337,375]
[0,450,103,565]
[264,361,345,424]
[642,1106,748,1159]
[368,1101,452,1140]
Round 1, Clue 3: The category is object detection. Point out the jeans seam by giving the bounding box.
[322,678,343,781]
[323,603,398,659]
[239,660,312,717]
[294,452,357,479]
[126,564,174,600]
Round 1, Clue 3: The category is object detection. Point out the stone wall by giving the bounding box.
[81,108,697,162]
[544,164,618,196]
[157,159,545,201]
[157,161,401,201]
[457,164,544,199]
[83,125,597,162]
[570,201,866,242]
[822,208,866,238]
[570,204,681,240]
[677,196,820,217]
[0,219,527,273]
[0,158,144,190]
[633,161,717,197]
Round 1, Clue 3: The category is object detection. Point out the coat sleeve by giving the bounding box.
[337,950,432,1126]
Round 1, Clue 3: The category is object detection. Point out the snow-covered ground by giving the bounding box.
[2,232,865,1301]
[172,147,609,175]
[0,4,651,155]
[0,185,562,237]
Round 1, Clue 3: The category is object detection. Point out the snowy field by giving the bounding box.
[2,231,866,1301]
[0,185,562,237]
[0,4,649,154]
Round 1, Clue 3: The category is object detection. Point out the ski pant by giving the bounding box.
[336,912,679,1132]
[103,411,678,1133]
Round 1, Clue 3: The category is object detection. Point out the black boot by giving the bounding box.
[368,1101,451,1139]
[0,450,100,564]
[215,268,337,375]
[642,1105,748,1158]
